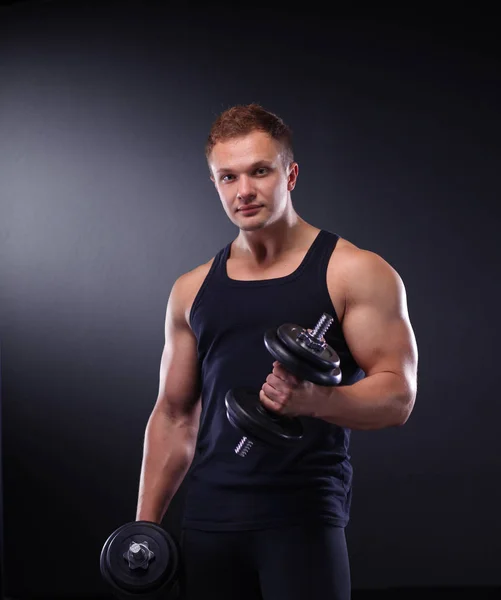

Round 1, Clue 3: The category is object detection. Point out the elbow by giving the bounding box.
[394,389,416,427]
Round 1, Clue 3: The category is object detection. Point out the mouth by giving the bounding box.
[238,205,262,213]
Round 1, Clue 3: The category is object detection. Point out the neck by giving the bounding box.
[233,208,318,265]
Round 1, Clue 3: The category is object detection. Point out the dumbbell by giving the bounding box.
[225,313,342,457]
[100,520,181,600]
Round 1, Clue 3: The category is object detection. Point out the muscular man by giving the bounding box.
[135,104,418,599]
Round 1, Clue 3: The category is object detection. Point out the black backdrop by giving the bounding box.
[1,2,500,598]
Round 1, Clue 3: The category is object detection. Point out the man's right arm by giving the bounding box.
[135,273,202,523]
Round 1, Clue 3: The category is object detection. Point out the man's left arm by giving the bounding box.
[315,250,418,430]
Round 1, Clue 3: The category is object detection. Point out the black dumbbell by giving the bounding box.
[100,521,181,600]
[225,313,342,457]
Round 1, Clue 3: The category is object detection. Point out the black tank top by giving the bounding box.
[182,229,364,531]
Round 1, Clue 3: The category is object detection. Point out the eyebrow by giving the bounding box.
[215,160,273,175]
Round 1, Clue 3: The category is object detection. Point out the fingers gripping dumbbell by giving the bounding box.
[100,521,181,600]
[225,313,342,457]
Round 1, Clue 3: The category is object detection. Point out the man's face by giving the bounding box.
[209,130,298,231]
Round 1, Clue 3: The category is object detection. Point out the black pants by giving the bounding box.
[179,523,350,600]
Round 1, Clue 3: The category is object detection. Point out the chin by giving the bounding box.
[236,219,268,232]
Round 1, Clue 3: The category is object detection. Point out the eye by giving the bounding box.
[255,167,269,176]
[221,174,235,183]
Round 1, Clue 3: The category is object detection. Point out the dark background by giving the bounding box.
[1,1,500,598]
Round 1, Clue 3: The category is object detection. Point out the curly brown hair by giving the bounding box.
[205,103,294,169]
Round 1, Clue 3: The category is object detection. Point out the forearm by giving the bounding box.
[136,409,198,523]
[314,372,415,430]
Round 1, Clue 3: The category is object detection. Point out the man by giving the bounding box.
[135,103,418,599]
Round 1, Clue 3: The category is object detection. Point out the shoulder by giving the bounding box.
[330,237,407,309]
[175,258,215,292]
[169,257,216,325]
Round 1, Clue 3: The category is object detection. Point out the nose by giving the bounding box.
[236,175,256,201]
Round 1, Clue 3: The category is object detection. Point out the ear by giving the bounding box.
[287,162,299,191]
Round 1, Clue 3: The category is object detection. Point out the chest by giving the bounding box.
[225,252,346,325]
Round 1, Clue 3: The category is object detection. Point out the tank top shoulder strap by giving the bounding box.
[303,229,340,276]
[210,241,232,282]
[189,243,230,327]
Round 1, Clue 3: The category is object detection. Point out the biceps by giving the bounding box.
[342,299,418,383]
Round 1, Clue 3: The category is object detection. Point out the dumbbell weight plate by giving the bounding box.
[276,323,340,371]
[264,329,342,386]
[100,521,179,598]
[225,387,303,446]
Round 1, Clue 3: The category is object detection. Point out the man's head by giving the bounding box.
[206,103,298,232]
